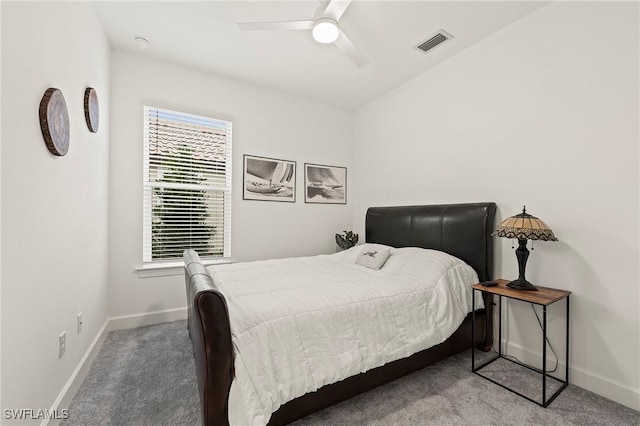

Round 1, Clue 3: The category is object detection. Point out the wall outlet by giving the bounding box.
[59,331,66,358]
[77,312,83,334]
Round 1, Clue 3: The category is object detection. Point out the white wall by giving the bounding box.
[1,2,110,423]
[108,51,353,318]
[352,2,639,409]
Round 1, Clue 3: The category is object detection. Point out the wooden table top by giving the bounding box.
[472,279,571,306]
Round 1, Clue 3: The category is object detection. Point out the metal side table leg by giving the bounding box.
[542,305,547,406]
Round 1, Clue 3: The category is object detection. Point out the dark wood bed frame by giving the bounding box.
[184,202,497,426]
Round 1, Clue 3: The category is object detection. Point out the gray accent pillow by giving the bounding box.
[355,245,391,270]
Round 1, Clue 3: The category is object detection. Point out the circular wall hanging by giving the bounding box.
[39,88,70,156]
[84,87,99,133]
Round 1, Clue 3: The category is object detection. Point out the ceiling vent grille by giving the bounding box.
[416,30,453,53]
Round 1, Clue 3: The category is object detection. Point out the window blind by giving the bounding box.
[143,106,232,262]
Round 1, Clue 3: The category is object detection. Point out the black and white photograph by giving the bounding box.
[304,163,347,204]
[243,155,296,202]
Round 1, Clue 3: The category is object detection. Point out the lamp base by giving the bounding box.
[507,278,538,291]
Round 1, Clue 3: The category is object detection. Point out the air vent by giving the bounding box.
[415,30,453,53]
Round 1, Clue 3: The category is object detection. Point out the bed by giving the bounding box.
[184,202,496,425]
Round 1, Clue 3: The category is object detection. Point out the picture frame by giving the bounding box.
[243,155,296,202]
[304,163,347,204]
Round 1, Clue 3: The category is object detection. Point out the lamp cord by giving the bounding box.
[530,303,559,373]
[500,303,559,374]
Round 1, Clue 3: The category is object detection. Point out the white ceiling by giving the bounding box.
[93,1,547,110]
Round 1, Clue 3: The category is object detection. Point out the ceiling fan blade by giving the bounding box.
[334,28,368,67]
[237,20,313,31]
[323,0,352,21]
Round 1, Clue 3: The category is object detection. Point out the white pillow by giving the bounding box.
[355,245,391,270]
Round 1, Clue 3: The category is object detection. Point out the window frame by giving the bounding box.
[140,105,232,272]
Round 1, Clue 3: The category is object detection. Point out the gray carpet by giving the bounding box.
[64,320,639,425]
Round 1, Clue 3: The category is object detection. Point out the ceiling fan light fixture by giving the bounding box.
[312,18,339,44]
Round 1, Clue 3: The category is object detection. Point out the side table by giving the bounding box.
[471,279,571,407]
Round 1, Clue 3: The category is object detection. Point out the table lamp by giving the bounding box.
[495,206,557,291]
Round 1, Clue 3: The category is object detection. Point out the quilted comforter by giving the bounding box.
[208,245,481,425]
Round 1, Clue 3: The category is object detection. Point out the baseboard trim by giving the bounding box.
[107,307,187,331]
[47,310,638,421]
[44,307,188,425]
[505,341,640,411]
[42,319,110,426]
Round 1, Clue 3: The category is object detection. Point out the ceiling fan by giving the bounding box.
[237,0,368,67]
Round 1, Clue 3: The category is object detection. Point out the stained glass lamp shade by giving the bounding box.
[495,207,557,291]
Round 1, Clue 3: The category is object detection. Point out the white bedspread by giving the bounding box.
[208,245,482,425]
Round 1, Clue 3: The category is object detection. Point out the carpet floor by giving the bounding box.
[64,320,639,425]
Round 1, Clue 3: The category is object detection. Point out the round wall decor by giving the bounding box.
[84,87,99,133]
[39,88,70,156]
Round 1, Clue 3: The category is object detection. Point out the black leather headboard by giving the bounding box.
[366,203,497,282]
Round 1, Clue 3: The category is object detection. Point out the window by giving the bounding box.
[143,106,232,263]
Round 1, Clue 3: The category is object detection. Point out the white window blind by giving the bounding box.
[143,106,232,263]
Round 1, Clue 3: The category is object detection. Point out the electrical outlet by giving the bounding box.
[59,331,66,358]
[77,313,83,334]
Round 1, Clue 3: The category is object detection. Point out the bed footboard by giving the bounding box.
[184,249,234,426]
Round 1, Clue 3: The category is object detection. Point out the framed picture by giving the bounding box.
[243,155,296,202]
[304,163,347,204]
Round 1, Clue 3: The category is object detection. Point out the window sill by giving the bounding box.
[135,258,233,278]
